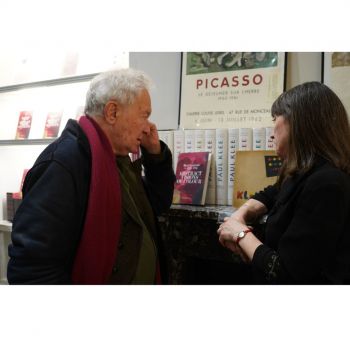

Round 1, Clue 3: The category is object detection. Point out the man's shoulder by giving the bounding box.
[36,119,91,168]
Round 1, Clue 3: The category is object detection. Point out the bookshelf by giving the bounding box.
[0,139,55,146]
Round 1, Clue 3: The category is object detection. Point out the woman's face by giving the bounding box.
[273,115,290,159]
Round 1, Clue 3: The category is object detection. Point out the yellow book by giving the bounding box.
[233,150,282,207]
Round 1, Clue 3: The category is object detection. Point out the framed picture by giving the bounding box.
[322,52,350,119]
[179,52,286,129]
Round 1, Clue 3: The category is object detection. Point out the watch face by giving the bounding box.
[238,231,245,238]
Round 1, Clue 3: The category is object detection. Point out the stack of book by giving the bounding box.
[6,193,22,222]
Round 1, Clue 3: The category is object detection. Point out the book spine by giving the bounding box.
[204,129,216,204]
[158,131,164,141]
[184,129,196,153]
[238,128,253,151]
[194,129,205,152]
[265,127,275,150]
[159,130,174,157]
[173,130,185,171]
[253,127,266,150]
[227,128,239,206]
[215,128,228,205]
[201,153,212,206]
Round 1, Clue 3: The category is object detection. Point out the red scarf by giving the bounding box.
[71,116,122,284]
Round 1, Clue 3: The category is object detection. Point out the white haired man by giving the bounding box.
[7,69,175,284]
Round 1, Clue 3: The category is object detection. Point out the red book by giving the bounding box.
[12,169,29,200]
[173,151,212,205]
[15,111,33,139]
[43,111,63,138]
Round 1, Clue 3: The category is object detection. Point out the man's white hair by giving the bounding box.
[84,68,152,117]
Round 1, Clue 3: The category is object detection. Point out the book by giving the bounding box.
[227,128,239,205]
[6,192,22,222]
[173,130,185,171]
[19,168,29,191]
[238,128,253,150]
[173,151,212,205]
[43,111,63,138]
[253,127,266,150]
[204,129,216,204]
[12,168,29,200]
[265,127,275,150]
[6,169,29,221]
[184,129,196,152]
[194,129,205,152]
[158,130,174,156]
[215,128,228,205]
[233,150,282,207]
[15,111,33,139]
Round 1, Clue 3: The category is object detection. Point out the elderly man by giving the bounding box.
[7,68,175,284]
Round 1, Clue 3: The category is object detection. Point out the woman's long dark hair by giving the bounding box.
[271,81,350,185]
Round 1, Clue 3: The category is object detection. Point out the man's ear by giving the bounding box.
[104,100,120,125]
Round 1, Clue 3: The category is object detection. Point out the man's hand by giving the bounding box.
[141,121,161,154]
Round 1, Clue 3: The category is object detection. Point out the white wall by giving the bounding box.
[286,52,322,89]
[129,52,181,130]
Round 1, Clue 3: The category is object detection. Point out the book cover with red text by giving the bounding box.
[15,111,33,139]
[43,111,63,138]
[12,169,29,200]
[173,151,212,205]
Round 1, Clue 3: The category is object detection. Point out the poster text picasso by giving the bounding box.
[180,52,285,129]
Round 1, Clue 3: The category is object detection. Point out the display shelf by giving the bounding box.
[0,73,97,93]
[0,220,12,232]
[0,139,56,146]
[0,78,90,142]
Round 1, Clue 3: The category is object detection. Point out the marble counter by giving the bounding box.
[158,205,253,284]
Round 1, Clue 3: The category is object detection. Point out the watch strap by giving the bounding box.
[236,229,252,245]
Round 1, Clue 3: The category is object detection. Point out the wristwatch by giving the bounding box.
[235,229,252,245]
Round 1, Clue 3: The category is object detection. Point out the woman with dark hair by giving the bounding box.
[217,81,350,284]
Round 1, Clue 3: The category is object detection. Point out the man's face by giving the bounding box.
[112,89,152,156]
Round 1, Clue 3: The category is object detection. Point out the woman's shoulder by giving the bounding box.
[305,161,350,191]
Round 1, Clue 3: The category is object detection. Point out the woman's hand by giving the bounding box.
[217,217,251,263]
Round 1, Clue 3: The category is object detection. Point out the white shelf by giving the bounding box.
[0,139,55,146]
[0,220,11,284]
[0,220,12,232]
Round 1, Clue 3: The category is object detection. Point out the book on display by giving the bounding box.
[43,111,63,138]
[15,111,33,139]
[173,151,212,206]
